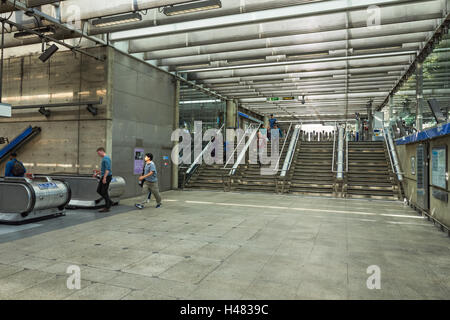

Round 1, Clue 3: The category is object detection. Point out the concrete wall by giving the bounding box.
[0,47,109,176]
[396,134,450,227]
[108,48,176,198]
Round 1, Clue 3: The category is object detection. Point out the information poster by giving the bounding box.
[134,148,145,175]
[431,147,447,189]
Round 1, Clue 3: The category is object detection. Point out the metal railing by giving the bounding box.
[186,123,225,175]
[274,122,293,173]
[281,124,302,177]
[345,125,349,173]
[223,123,259,170]
[331,122,338,173]
[383,126,404,182]
[229,123,262,175]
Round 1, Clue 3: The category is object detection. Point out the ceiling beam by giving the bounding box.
[110,0,432,41]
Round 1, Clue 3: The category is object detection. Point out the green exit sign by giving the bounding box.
[267,97,296,102]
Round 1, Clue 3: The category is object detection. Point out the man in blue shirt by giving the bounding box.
[4,152,26,177]
[135,153,162,209]
[95,147,113,212]
[269,114,277,129]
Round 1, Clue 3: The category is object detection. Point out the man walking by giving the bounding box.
[5,152,26,177]
[135,153,162,209]
[95,147,113,213]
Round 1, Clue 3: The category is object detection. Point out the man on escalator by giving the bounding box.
[4,152,26,177]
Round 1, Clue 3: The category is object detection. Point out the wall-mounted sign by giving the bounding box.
[431,146,447,189]
[0,103,11,118]
[267,97,296,102]
[134,148,145,175]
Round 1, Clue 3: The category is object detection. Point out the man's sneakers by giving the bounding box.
[98,208,110,213]
[135,203,161,209]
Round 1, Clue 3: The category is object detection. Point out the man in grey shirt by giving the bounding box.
[135,153,162,209]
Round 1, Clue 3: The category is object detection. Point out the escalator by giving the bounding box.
[0,126,41,164]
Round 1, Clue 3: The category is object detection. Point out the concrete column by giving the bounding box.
[366,101,373,141]
[171,80,180,190]
[226,100,237,129]
[416,62,424,131]
[264,115,269,129]
[226,100,237,142]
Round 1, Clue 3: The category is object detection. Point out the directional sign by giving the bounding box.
[0,103,11,117]
[267,97,296,102]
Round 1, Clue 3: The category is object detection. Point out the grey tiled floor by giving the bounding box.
[0,190,448,300]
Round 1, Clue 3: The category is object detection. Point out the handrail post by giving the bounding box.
[337,125,344,180]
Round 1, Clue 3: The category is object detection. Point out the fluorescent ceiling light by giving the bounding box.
[92,12,142,27]
[163,0,222,16]
[14,27,55,40]
[180,99,221,104]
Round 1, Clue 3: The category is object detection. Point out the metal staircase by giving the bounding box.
[232,129,292,193]
[346,141,400,200]
[288,141,335,196]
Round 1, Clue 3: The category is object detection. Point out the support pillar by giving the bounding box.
[264,115,269,129]
[389,93,394,125]
[416,62,424,131]
[226,100,237,142]
[171,80,180,190]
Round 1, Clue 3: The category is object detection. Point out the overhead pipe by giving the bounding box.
[190,64,409,80]
[139,19,435,56]
[152,39,421,67]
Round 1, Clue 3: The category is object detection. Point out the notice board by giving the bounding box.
[431,146,447,189]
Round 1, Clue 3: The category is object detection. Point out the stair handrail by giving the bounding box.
[229,123,262,176]
[383,126,404,182]
[336,125,345,180]
[186,123,225,175]
[274,122,293,174]
[223,123,257,169]
[345,124,349,173]
[332,121,338,173]
[280,124,302,177]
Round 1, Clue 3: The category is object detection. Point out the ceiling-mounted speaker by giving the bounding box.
[39,44,59,62]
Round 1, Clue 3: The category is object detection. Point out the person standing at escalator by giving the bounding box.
[5,152,26,177]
